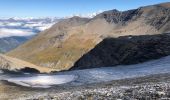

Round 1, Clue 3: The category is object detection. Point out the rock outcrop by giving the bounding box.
[71,34,170,70]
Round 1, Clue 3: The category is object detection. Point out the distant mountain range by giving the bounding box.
[6,2,170,71]
[0,17,62,52]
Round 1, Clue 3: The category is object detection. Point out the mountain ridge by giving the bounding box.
[7,2,170,71]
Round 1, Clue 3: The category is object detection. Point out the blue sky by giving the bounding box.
[0,0,169,18]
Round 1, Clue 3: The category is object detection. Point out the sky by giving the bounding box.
[0,0,169,18]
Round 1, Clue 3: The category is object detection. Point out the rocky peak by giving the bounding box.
[140,4,170,30]
[94,8,142,24]
[93,3,170,30]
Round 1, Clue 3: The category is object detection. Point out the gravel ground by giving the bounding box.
[36,82,170,100]
[1,73,170,100]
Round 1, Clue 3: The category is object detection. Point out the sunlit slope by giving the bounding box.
[0,54,53,73]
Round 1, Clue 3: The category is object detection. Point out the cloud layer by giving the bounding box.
[0,17,60,38]
[0,28,35,38]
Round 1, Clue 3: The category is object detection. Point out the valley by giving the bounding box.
[1,1,170,100]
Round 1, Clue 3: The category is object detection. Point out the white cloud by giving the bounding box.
[0,28,35,38]
[0,17,60,38]
[35,23,55,31]
[0,22,23,27]
[6,22,23,26]
[24,22,56,31]
[24,23,43,28]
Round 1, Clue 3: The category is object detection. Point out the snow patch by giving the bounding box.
[6,75,77,88]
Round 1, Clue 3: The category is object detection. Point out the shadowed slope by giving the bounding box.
[71,34,170,70]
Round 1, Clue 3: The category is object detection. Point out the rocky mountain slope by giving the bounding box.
[71,34,170,70]
[7,2,170,71]
[0,54,53,73]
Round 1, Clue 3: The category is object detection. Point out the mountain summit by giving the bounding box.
[7,2,170,71]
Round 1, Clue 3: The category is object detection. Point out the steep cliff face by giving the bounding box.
[7,2,170,71]
[71,34,170,70]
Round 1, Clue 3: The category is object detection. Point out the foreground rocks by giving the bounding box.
[72,33,170,70]
[2,73,169,100]
[34,82,170,100]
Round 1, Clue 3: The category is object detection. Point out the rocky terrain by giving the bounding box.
[7,2,170,71]
[72,33,170,70]
[1,73,170,100]
[36,82,170,100]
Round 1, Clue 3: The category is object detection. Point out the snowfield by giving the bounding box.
[1,55,170,88]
